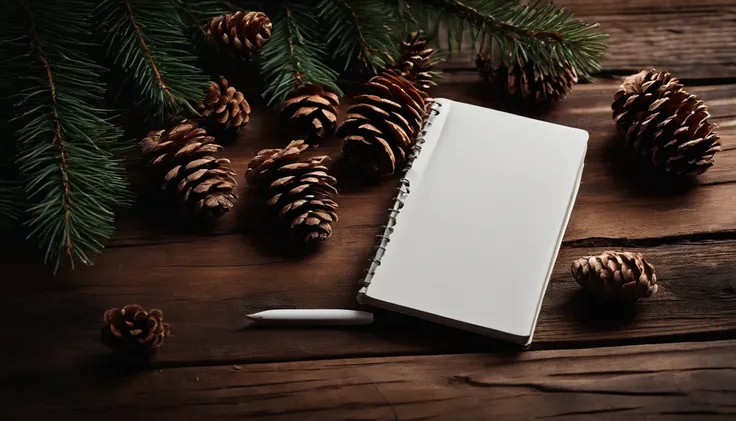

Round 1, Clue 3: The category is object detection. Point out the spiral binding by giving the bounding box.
[358,100,443,292]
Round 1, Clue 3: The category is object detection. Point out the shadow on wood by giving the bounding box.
[564,288,639,331]
[237,188,324,259]
[601,132,701,197]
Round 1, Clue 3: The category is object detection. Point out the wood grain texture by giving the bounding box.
[3,340,735,420]
[100,78,736,248]
[2,4,736,418]
[3,237,736,375]
[2,76,736,374]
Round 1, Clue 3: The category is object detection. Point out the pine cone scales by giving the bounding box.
[339,70,428,177]
[139,120,237,218]
[199,76,250,133]
[612,70,721,175]
[101,305,171,360]
[246,140,338,243]
[206,11,271,60]
[282,85,340,146]
[394,31,438,90]
[476,49,577,102]
[572,251,658,302]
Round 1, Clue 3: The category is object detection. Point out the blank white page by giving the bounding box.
[365,99,587,341]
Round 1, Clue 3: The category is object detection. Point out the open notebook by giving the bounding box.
[357,98,588,346]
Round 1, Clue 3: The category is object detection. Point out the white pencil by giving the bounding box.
[246,309,374,326]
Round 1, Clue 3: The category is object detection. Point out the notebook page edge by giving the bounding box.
[361,100,587,345]
[523,140,587,346]
[358,98,454,300]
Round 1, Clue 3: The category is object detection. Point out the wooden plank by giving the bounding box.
[3,78,736,372]
[441,1,736,79]
[3,238,736,374]
[4,340,736,420]
[111,78,736,247]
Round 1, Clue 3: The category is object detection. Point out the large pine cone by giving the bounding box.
[339,70,428,177]
[246,140,338,243]
[612,70,721,175]
[139,120,237,218]
[572,251,658,303]
[101,305,171,361]
[199,76,251,134]
[206,11,271,60]
[281,85,340,146]
[476,50,577,102]
[392,31,440,90]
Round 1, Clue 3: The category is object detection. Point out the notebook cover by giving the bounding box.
[358,98,588,345]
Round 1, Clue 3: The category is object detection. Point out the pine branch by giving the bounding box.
[96,0,210,120]
[410,0,607,79]
[260,1,342,107]
[1,0,129,271]
[319,0,401,73]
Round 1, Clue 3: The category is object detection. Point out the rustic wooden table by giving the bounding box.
[2,1,736,420]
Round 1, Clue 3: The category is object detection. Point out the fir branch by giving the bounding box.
[410,0,608,79]
[96,0,210,120]
[1,0,129,271]
[260,1,342,107]
[319,0,401,73]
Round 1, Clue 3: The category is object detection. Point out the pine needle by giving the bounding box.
[96,0,210,121]
[409,0,608,80]
[260,0,342,107]
[319,0,402,73]
[1,0,130,271]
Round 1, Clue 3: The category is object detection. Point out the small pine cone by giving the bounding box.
[139,119,237,219]
[101,305,171,362]
[392,31,439,90]
[206,11,271,60]
[281,85,340,147]
[339,70,428,177]
[199,76,251,134]
[612,69,721,175]
[571,251,658,303]
[246,140,338,243]
[476,49,577,102]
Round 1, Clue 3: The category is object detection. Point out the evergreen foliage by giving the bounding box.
[408,0,608,79]
[0,0,607,271]
[259,1,342,106]
[0,0,129,270]
[319,0,400,73]
[96,0,210,120]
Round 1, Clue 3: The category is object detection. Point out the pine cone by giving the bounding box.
[572,251,658,303]
[476,49,577,102]
[392,31,439,90]
[101,305,171,362]
[199,76,250,134]
[246,140,338,243]
[281,85,340,147]
[139,119,237,218]
[206,11,271,60]
[612,70,721,175]
[339,70,428,177]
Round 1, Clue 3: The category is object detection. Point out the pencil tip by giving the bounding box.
[245,314,258,321]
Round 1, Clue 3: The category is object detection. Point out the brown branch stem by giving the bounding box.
[340,0,375,64]
[285,6,305,90]
[21,0,74,258]
[428,0,565,43]
[123,0,177,103]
